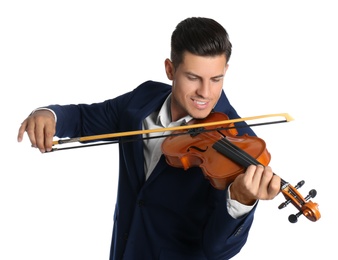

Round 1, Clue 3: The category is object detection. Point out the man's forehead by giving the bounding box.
[179,52,227,75]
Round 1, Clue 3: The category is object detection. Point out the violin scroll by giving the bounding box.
[279,180,321,223]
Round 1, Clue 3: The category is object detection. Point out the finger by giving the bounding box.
[24,119,38,148]
[247,164,265,187]
[244,165,260,180]
[43,123,55,152]
[34,122,50,153]
[267,174,281,198]
[258,167,280,200]
[17,120,28,142]
[259,166,274,187]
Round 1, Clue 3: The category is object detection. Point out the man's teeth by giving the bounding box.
[196,101,206,105]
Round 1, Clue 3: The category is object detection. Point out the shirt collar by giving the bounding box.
[157,93,192,127]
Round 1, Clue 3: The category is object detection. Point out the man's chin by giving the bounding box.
[190,110,213,120]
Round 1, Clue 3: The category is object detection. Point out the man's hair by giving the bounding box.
[170,17,232,68]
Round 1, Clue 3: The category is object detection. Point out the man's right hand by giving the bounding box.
[17,109,56,153]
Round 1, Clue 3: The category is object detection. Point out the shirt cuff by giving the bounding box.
[226,184,257,219]
[31,107,57,123]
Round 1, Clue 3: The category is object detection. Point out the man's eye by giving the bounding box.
[212,78,222,82]
[188,76,198,81]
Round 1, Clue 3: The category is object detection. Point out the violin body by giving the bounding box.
[161,112,271,190]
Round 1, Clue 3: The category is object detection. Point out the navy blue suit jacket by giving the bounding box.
[48,81,257,260]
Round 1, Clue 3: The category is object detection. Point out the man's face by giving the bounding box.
[166,52,228,121]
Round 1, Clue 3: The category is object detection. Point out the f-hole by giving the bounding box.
[187,146,208,152]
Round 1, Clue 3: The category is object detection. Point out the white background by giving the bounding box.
[1,1,336,259]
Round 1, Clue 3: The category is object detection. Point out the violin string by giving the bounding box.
[201,130,261,167]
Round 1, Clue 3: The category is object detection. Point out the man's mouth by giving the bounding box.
[193,99,209,109]
[195,100,206,105]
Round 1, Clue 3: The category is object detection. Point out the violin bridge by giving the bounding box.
[188,127,205,137]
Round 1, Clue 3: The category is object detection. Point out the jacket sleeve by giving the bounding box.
[46,81,170,139]
[45,91,133,139]
[203,188,257,259]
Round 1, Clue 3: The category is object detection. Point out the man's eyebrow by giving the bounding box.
[185,72,224,79]
[211,74,224,79]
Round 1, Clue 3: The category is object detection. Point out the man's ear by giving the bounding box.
[224,63,229,74]
[164,58,175,80]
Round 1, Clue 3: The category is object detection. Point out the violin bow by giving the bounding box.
[52,112,294,146]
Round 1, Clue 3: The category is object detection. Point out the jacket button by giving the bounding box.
[234,226,243,236]
[138,200,145,207]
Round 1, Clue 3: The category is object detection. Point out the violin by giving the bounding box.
[161,112,321,223]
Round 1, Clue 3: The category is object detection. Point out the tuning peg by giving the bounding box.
[306,189,317,199]
[278,200,290,209]
[294,180,305,189]
[288,212,302,223]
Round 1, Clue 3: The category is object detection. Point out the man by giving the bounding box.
[17,17,280,259]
